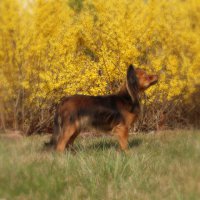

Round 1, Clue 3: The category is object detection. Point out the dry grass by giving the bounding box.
[0,130,200,200]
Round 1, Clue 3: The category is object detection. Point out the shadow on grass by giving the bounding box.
[129,138,143,148]
[83,137,142,151]
[41,137,143,153]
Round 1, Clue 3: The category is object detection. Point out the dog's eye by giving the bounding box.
[146,76,150,81]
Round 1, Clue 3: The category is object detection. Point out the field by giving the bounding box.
[0,130,200,200]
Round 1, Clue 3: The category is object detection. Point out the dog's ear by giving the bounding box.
[126,64,139,101]
[127,64,138,89]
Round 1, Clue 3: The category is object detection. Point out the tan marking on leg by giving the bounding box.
[66,131,80,150]
[114,124,129,152]
[56,125,76,152]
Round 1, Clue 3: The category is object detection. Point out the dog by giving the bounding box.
[45,64,158,152]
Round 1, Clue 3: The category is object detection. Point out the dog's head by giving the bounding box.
[135,68,158,91]
[127,64,158,92]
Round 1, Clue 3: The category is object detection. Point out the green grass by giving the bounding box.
[0,130,200,200]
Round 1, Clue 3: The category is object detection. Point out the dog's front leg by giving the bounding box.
[114,124,129,152]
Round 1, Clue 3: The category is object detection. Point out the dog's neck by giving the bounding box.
[118,82,139,99]
[117,82,140,113]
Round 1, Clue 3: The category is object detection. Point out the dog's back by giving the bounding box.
[55,94,136,132]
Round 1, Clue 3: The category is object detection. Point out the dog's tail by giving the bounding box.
[44,111,62,148]
[126,64,139,102]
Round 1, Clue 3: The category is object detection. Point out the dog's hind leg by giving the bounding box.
[56,124,77,152]
[65,131,80,150]
[114,124,129,152]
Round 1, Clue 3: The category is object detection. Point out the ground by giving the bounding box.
[0,130,200,200]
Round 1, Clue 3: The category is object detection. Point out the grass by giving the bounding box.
[0,130,200,200]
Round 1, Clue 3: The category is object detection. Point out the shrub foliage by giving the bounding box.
[0,0,200,133]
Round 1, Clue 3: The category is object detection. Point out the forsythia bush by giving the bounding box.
[0,0,199,133]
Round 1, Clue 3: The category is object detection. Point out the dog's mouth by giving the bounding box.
[141,75,158,90]
[149,75,158,86]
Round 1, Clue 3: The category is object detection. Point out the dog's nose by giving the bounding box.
[154,75,159,81]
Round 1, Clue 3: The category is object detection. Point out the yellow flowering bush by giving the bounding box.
[0,0,199,133]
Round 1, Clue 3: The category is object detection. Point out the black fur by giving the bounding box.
[126,64,139,102]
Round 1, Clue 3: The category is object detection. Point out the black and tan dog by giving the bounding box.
[45,64,158,152]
